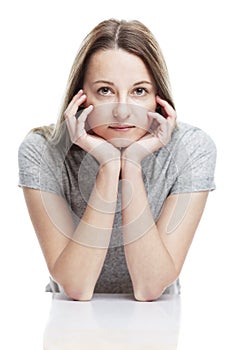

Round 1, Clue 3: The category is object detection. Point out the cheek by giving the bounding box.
[86,106,112,129]
[145,99,157,128]
[134,114,153,132]
[90,126,107,137]
[147,95,157,112]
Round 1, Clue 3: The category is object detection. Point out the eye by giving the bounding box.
[133,87,148,96]
[97,87,113,96]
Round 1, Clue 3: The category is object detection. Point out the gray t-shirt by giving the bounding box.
[18,121,216,295]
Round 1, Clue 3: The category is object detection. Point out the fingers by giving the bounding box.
[64,90,87,119]
[148,97,177,132]
[65,103,93,144]
[64,89,92,144]
[73,105,94,134]
[65,113,77,144]
[155,95,177,122]
[148,111,166,124]
[147,102,175,147]
[156,95,174,114]
[148,112,173,135]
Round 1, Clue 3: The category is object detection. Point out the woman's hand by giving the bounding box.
[64,90,121,167]
[122,96,177,165]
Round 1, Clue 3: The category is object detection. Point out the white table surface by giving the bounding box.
[43,293,181,350]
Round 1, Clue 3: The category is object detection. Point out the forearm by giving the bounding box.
[121,161,177,301]
[52,162,120,300]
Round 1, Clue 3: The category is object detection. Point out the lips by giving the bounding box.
[109,125,135,131]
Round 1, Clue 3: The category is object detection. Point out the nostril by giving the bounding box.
[112,103,130,120]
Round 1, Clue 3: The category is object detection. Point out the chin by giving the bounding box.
[108,137,135,148]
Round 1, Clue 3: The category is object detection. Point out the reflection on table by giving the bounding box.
[43,293,181,350]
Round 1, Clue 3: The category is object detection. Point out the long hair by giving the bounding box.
[32,19,175,140]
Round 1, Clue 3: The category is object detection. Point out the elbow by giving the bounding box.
[51,266,94,301]
[133,276,178,302]
[63,284,94,301]
[51,271,94,301]
[134,287,164,302]
[132,264,179,302]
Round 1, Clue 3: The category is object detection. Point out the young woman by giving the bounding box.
[18,19,216,301]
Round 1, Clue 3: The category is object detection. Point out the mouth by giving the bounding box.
[108,124,136,131]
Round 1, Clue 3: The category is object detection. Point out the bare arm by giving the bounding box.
[23,161,120,301]
[121,160,208,301]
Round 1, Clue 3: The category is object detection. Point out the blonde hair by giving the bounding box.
[32,19,175,141]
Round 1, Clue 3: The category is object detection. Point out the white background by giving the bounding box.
[0,0,232,349]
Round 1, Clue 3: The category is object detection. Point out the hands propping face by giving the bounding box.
[64,90,121,167]
[122,95,177,164]
[64,91,177,166]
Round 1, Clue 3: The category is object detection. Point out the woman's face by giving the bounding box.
[83,49,157,147]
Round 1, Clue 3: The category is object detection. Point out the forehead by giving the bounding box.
[85,49,152,82]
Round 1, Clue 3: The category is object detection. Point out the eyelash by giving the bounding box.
[97,87,149,96]
[133,87,148,96]
[98,87,112,95]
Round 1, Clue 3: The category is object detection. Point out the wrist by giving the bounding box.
[99,159,121,177]
[94,160,120,206]
[121,157,142,178]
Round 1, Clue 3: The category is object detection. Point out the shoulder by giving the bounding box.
[18,131,66,194]
[18,132,49,189]
[173,121,216,146]
[18,132,50,175]
[18,132,48,160]
[167,121,217,193]
[169,121,217,158]
[19,131,47,145]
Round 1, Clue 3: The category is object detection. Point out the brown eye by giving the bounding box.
[133,87,148,96]
[98,87,112,95]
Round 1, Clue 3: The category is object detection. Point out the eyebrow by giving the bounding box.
[92,80,153,86]
[93,80,114,86]
[133,81,153,86]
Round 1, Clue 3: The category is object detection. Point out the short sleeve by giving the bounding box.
[169,127,217,195]
[18,132,64,196]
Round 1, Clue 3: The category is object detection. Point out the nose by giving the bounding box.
[112,103,130,121]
